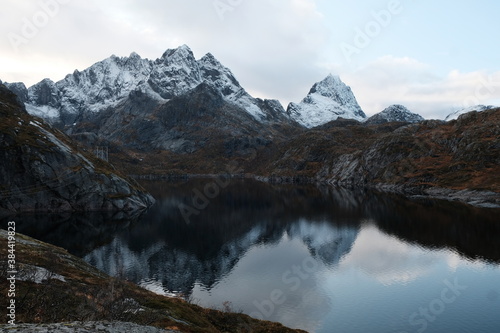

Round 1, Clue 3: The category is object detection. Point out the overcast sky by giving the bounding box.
[2,0,500,119]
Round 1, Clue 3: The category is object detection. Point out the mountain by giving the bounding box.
[286,74,366,128]
[365,104,424,125]
[445,105,497,121]
[8,45,290,126]
[67,81,300,176]
[0,84,154,215]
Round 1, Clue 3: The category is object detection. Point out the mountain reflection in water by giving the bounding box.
[4,179,500,333]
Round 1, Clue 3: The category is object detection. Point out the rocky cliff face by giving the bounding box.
[0,84,154,215]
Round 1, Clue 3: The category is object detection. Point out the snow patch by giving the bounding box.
[24,45,278,123]
[445,105,497,121]
[26,104,60,119]
[17,265,66,284]
[30,121,72,154]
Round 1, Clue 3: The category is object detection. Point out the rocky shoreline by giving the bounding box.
[130,173,500,209]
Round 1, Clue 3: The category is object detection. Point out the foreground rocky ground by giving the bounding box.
[0,321,179,332]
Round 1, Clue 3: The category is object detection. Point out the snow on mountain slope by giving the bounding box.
[20,45,282,124]
[23,52,154,122]
[445,105,497,121]
[287,74,366,128]
[59,52,153,112]
[365,104,424,125]
[198,52,266,119]
[147,45,201,99]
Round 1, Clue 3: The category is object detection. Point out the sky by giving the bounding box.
[1,0,500,119]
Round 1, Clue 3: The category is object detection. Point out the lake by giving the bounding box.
[6,179,500,332]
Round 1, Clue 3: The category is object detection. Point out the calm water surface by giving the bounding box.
[6,179,500,333]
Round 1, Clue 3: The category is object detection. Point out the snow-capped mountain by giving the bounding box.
[286,74,366,128]
[445,105,497,121]
[365,104,424,125]
[8,45,287,125]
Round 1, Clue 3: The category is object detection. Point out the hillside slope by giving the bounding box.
[0,84,154,215]
[252,110,500,206]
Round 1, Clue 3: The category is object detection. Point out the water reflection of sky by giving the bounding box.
[6,180,500,333]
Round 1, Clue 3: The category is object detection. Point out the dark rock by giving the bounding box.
[4,81,29,104]
[0,83,154,215]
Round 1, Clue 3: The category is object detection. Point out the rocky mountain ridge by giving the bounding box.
[5,45,291,127]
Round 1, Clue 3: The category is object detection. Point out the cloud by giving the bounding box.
[2,1,499,120]
[1,0,330,106]
[342,56,500,119]
[338,223,435,285]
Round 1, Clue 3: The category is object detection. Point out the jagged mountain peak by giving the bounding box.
[199,52,231,74]
[129,51,141,59]
[198,53,242,96]
[309,74,342,93]
[365,104,424,125]
[287,74,366,128]
[28,78,59,107]
[200,52,217,63]
[17,45,290,125]
[160,44,195,62]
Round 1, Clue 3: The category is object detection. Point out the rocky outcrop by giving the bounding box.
[0,84,154,215]
[3,81,28,103]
